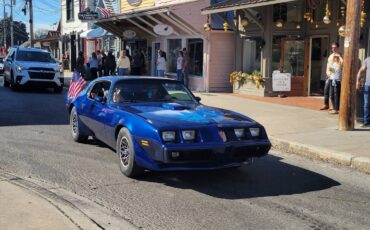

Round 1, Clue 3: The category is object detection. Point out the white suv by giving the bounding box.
[3,47,64,93]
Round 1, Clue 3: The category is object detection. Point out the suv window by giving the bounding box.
[16,51,56,63]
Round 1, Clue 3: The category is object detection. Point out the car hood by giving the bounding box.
[15,61,58,69]
[116,102,257,127]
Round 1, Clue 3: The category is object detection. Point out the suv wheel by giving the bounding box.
[54,86,63,93]
[9,74,18,91]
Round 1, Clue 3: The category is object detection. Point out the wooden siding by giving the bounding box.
[120,0,155,13]
[208,32,235,92]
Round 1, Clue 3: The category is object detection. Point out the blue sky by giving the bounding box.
[3,0,60,32]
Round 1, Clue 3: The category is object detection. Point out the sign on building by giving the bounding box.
[78,7,99,21]
[272,71,291,92]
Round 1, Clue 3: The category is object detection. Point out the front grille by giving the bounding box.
[28,67,54,71]
[28,71,55,80]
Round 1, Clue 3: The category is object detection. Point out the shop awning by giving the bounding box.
[94,7,200,38]
[201,0,297,15]
[80,27,109,39]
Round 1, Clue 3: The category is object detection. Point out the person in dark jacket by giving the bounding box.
[76,51,86,78]
[105,51,116,75]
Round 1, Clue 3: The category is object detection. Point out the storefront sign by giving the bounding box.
[127,0,142,6]
[153,24,174,36]
[272,71,291,92]
[78,8,99,21]
[123,30,137,39]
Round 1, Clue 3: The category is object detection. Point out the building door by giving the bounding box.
[308,36,328,96]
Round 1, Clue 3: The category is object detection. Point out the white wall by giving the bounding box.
[61,0,89,35]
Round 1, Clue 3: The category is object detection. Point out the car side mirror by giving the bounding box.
[195,96,201,102]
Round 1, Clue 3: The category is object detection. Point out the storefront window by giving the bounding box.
[273,2,303,23]
[167,39,182,73]
[272,36,304,76]
[187,39,203,76]
[242,38,262,73]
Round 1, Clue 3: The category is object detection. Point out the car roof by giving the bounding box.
[96,76,180,83]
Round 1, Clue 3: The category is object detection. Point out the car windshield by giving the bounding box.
[16,51,56,63]
[112,80,195,104]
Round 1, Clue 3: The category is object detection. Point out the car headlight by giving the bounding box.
[16,65,26,72]
[162,131,176,142]
[234,128,245,139]
[249,128,260,137]
[55,66,61,72]
[182,130,196,141]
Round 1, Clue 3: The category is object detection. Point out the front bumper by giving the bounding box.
[136,139,271,171]
[13,69,63,88]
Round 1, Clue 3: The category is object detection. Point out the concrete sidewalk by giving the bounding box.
[196,93,370,174]
[0,173,137,230]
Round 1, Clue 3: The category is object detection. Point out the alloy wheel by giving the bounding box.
[119,137,130,167]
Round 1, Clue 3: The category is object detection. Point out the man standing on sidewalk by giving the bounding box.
[320,42,342,110]
[356,57,370,127]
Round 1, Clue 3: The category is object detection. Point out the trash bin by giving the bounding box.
[356,89,364,123]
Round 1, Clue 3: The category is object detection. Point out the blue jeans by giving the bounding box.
[364,85,370,125]
[118,68,129,75]
[157,70,165,77]
[177,69,183,83]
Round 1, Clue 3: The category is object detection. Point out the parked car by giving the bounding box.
[67,77,271,177]
[0,56,4,75]
[3,47,64,92]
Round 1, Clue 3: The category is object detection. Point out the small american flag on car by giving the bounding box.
[67,71,87,100]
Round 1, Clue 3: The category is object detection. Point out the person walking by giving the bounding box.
[320,42,342,110]
[132,49,143,75]
[176,51,184,83]
[105,51,116,76]
[356,56,370,127]
[182,48,190,86]
[88,52,99,80]
[117,50,131,76]
[96,50,103,77]
[101,51,107,76]
[157,51,166,77]
[76,51,86,79]
[328,55,343,114]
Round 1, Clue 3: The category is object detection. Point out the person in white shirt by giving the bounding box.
[88,52,98,80]
[157,51,166,77]
[177,51,184,83]
[117,50,131,76]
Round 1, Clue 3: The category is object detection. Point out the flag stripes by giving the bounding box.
[97,7,110,18]
[68,72,87,100]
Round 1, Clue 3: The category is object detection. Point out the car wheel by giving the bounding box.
[70,107,88,142]
[9,74,18,91]
[3,76,9,87]
[116,128,144,178]
[54,86,63,93]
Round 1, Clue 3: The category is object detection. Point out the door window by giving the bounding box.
[88,81,111,100]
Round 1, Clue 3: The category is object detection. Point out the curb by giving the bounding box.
[270,137,370,174]
[0,172,138,230]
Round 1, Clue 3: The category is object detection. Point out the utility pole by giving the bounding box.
[29,0,34,47]
[3,0,6,49]
[10,0,13,47]
[339,0,361,130]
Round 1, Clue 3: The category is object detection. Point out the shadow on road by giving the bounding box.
[0,85,69,127]
[140,155,340,199]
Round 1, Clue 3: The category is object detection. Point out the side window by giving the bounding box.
[6,50,14,61]
[88,81,111,100]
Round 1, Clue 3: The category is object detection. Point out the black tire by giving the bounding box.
[3,76,9,87]
[9,74,18,91]
[70,107,88,142]
[54,86,63,93]
[116,127,144,178]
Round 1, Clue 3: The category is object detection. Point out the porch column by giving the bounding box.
[262,6,272,82]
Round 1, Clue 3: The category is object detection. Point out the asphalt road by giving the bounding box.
[0,82,369,230]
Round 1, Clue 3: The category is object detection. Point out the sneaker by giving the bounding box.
[320,105,329,110]
[329,110,339,114]
[360,123,370,128]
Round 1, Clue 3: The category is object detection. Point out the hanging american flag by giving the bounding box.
[68,71,87,100]
[97,7,111,18]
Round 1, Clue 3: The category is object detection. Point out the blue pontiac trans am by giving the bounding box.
[67,77,271,177]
